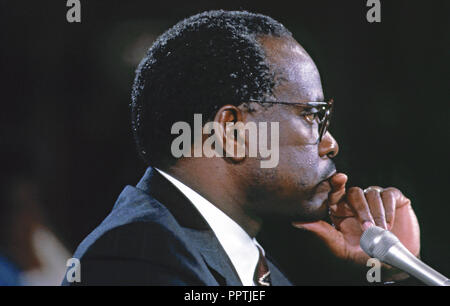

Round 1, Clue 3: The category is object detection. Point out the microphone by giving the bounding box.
[360,226,449,286]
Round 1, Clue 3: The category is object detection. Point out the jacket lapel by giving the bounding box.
[183,228,243,286]
[266,258,292,285]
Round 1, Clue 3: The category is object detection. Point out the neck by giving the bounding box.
[163,158,262,237]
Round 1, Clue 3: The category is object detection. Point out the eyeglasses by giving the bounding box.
[247,99,334,143]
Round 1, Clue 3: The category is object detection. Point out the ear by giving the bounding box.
[214,105,246,163]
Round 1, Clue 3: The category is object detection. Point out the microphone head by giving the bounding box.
[360,226,400,260]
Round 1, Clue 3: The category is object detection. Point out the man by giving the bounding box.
[64,10,420,285]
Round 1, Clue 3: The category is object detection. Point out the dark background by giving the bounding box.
[1,0,448,284]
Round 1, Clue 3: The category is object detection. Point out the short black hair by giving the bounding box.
[131,10,291,167]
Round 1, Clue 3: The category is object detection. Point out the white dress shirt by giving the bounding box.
[156,168,263,286]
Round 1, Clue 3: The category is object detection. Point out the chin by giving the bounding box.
[290,190,330,222]
[304,197,329,220]
[305,179,332,219]
[259,180,331,221]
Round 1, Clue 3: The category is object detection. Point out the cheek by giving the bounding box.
[279,115,318,146]
[275,145,321,191]
[256,112,322,189]
[279,117,323,184]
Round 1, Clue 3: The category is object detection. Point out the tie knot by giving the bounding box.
[254,246,271,286]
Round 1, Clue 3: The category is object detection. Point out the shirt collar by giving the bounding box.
[156,168,262,286]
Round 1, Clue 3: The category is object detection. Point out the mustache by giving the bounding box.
[319,162,337,183]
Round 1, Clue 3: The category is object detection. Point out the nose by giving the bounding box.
[319,132,339,158]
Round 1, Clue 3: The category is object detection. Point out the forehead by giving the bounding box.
[257,35,324,103]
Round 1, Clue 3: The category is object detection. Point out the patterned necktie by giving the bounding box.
[254,246,271,286]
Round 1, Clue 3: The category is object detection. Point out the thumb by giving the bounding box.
[292,220,342,249]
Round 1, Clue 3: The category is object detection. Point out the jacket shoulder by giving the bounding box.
[63,185,215,285]
[64,218,214,285]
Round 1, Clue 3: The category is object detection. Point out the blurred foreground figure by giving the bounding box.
[0,153,70,286]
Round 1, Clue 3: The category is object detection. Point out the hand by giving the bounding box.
[292,173,420,281]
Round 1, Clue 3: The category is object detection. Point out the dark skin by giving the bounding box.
[165,35,420,281]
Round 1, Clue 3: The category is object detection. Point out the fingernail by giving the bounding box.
[292,223,308,230]
[362,221,374,231]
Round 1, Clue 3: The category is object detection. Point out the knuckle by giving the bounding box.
[381,189,396,198]
[365,186,383,194]
[361,217,373,224]
[384,187,399,194]
[368,185,382,190]
[365,189,380,198]
[374,216,386,224]
[347,187,362,196]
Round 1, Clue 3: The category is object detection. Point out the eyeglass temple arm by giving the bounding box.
[248,100,331,107]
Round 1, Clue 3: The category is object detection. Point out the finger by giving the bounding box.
[381,189,396,230]
[383,187,411,209]
[329,173,347,190]
[329,201,354,218]
[364,187,388,229]
[346,187,375,231]
[328,173,347,206]
[328,173,353,217]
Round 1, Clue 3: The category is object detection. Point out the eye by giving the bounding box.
[303,113,318,123]
[301,108,322,124]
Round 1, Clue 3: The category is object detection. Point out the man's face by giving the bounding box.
[241,35,339,222]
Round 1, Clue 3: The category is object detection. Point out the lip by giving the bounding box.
[313,169,336,194]
[315,178,332,194]
[320,169,336,184]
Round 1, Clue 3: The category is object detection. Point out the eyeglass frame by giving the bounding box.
[245,99,334,143]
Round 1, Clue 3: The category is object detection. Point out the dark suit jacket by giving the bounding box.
[62,167,292,285]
